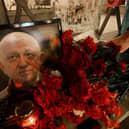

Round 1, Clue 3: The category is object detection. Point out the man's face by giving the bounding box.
[0,32,41,84]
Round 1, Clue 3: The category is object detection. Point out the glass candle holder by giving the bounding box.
[15,100,39,129]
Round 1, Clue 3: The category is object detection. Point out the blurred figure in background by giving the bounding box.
[14,0,38,23]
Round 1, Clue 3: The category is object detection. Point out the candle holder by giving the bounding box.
[15,100,39,129]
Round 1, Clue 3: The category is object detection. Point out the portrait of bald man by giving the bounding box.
[0,31,43,100]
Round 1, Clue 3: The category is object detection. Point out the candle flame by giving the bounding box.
[22,115,37,127]
[29,116,35,124]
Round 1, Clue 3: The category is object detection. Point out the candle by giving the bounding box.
[15,100,39,129]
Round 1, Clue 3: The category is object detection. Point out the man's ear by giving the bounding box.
[0,62,4,71]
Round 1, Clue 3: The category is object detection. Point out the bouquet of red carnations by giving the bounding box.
[34,30,126,129]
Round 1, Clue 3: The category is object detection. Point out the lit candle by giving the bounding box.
[15,100,39,129]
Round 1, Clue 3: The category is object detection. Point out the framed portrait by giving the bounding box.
[0,18,62,92]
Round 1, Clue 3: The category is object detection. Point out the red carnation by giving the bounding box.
[114,106,123,117]
[42,70,62,90]
[69,46,92,70]
[62,45,72,57]
[87,105,103,119]
[62,30,73,45]
[34,90,45,108]
[69,78,90,98]
[90,88,111,106]
[44,107,55,119]
[39,116,51,129]
[92,59,107,77]
[119,62,127,72]
[81,37,98,55]
[48,121,56,129]
[104,100,117,114]
[109,70,115,75]
[92,81,108,89]
[112,120,120,128]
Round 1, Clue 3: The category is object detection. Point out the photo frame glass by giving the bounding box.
[0,19,62,91]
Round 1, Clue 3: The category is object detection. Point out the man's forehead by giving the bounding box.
[0,32,40,49]
[1,32,36,42]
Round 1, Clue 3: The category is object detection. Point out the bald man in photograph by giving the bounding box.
[0,31,42,101]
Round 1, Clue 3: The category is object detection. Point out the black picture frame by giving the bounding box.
[0,18,62,42]
[0,18,62,92]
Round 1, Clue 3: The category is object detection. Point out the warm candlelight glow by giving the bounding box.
[15,100,39,129]
[21,114,38,127]
[29,116,35,124]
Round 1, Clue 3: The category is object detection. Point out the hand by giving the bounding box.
[98,30,129,53]
[110,30,129,53]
